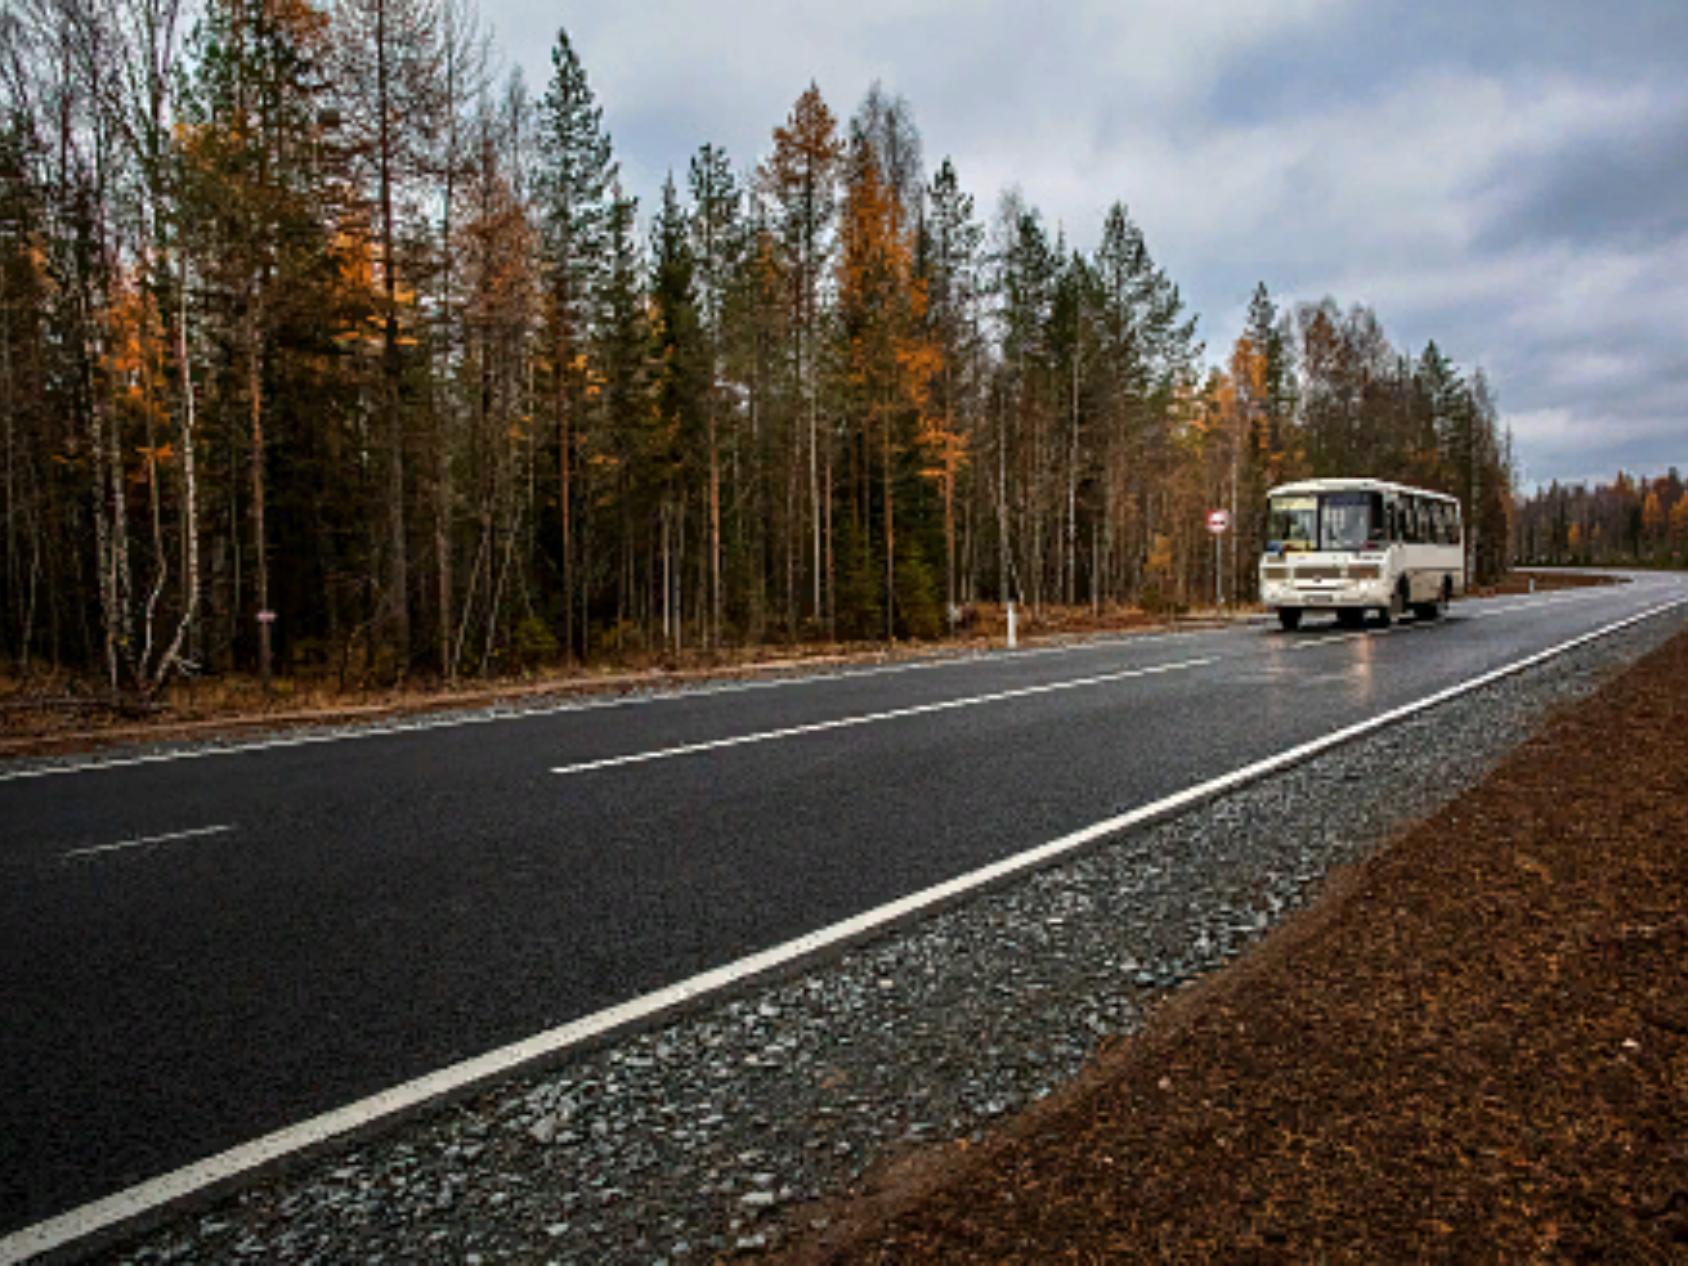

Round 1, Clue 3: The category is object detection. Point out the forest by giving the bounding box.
[0,0,1518,693]
[1515,471,1688,568]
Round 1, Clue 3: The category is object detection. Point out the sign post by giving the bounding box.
[1206,509,1231,610]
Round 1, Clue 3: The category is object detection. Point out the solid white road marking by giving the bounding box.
[551,658,1214,775]
[61,823,235,860]
[2,594,1682,1266]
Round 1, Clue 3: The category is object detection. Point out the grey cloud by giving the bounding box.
[1475,97,1688,249]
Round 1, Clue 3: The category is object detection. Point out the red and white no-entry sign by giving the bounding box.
[1206,509,1231,535]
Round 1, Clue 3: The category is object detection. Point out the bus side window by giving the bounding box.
[1404,497,1419,544]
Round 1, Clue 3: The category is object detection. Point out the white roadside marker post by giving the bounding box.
[1006,600,1017,649]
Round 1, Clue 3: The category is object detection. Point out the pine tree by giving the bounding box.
[333,0,447,674]
[687,142,742,646]
[534,25,615,658]
[649,174,707,649]
[1244,282,1291,483]
[761,83,842,629]
[921,157,981,618]
[179,0,340,687]
[591,187,648,643]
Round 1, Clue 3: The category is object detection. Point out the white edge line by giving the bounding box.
[61,823,234,860]
[551,657,1213,775]
[3,593,1683,1265]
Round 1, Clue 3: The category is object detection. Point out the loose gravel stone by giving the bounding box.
[96,610,1684,1265]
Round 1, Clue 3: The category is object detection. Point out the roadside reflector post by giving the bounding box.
[1006,601,1017,649]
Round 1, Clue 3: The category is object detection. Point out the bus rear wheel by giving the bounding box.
[1277,608,1303,631]
[1413,577,1452,622]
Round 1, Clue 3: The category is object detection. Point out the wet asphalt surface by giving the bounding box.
[3,573,1685,1238]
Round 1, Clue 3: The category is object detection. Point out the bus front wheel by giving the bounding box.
[1277,608,1303,631]
[1378,583,1407,627]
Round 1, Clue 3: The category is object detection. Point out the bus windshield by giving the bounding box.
[1320,492,1381,551]
[1267,495,1317,552]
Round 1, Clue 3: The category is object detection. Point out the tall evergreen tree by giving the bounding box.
[534,24,615,658]
[761,83,842,628]
[920,157,981,617]
[333,0,447,673]
[649,174,707,649]
[686,141,741,646]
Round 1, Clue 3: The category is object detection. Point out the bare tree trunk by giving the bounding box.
[708,406,721,647]
[139,304,165,675]
[996,394,1010,603]
[823,434,835,639]
[2,275,16,663]
[882,395,894,643]
[557,336,573,660]
[809,357,820,622]
[785,421,797,639]
[153,250,200,690]
[376,0,410,673]
[90,382,118,691]
[1066,352,1079,607]
[249,294,271,691]
[660,498,672,649]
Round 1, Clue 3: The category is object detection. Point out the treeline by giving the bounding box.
[1516,471,1688,566]
[0,0,1514,690]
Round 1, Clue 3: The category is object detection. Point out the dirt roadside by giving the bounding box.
[775,625,1688,1263]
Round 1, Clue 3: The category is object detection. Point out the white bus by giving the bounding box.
[1259,478,1464,631]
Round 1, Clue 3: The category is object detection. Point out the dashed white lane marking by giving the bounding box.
[1469,588,1604,618]
[61,823,235,861]
[0,629,1231,785]
[6,595,1682,1266]
[551,657,1215,775]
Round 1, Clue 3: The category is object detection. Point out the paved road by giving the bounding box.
[3,573,1685,1235]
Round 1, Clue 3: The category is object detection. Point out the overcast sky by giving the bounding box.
[479,0,1685,489]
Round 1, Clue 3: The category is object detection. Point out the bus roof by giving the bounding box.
[1266,478,1460,505]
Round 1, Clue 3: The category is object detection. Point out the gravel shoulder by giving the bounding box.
[779,621,1688,1262]
[60,602,1685,1265]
